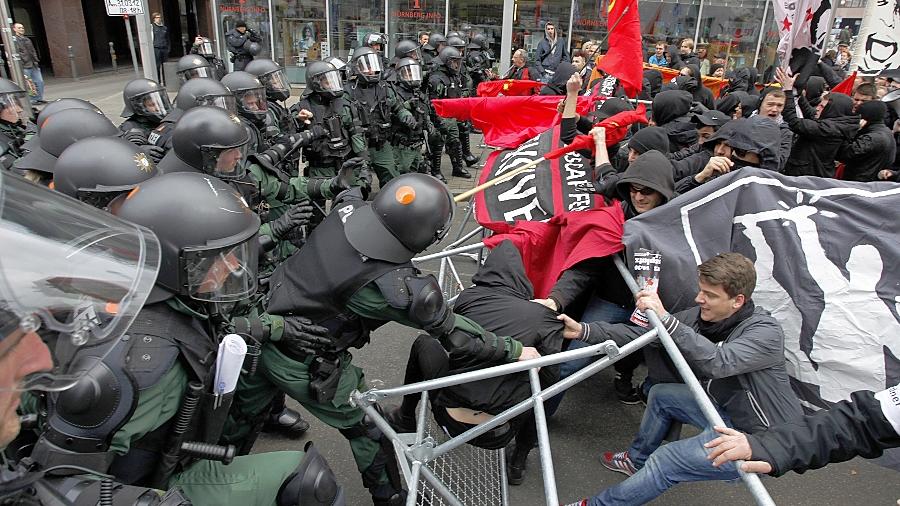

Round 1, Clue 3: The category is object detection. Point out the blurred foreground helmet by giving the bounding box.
[176,54,217,83]
[159,106,251,180]
[121,78,171,121]
[0,77,33,126]
[245,58,291,101]
[0,170,161,392]
[221,71,268,124]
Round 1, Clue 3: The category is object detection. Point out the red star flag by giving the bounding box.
[774,0,832,67]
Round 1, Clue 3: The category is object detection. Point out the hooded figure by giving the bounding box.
[716,91,754,118]
[535,21,570,76]
[675,64,714,109]
[782,91,860,178]
[837,101,896,182]
[628,126,670,155]
[737,92,759,118]
[708,116,782,172]
[614,150,676,219]
[539,62,577,95]
[643,69,663,98]
[652,90,697,151]
[803,76,827,107]
[665,45,684,70]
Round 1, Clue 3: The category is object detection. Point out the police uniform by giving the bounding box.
[390,58,432,175]
[426,48,472,180]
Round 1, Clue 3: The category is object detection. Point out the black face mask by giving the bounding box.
[730,156,758,170]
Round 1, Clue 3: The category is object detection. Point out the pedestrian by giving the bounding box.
[226,19,262,71]
[151,12,169,85]
[535,21,569,80]
[12,23,44,104]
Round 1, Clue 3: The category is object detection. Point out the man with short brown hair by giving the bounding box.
[558,252,802,506]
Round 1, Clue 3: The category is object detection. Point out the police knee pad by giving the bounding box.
[277,442,346,506]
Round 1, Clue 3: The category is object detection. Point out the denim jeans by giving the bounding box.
[23,66,43,102]
[587,383,740,505]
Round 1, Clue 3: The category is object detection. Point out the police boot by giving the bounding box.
[448,142,472,179]
[506,442,531,486]
[429,151,447,183]
[371,485,407,506]
[263,406,311,438]
[460,129,480,167]
[382,405,417,433]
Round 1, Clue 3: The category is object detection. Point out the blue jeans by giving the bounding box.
[587,384,740,505]
[23,66,43,102]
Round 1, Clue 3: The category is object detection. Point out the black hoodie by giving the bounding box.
[643,69,663,97]
[539,62,577,96]
[652,90,698,151]
[782,90,860,177]
[677,64,715,109]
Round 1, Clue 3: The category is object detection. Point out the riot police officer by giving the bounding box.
[325,56,350,83]
[0,77,35,171]
[148,77,236,151]
[175,54,218,83]
[190,36,228,79]
[426,47,472,180]
[226,20,263,71]
[245,58,296,140]
[119,78,172,140]
[233,173,539,506]
[444,37,480,168]
[362,32,390,68]
[349,46,417,186]
[466,33,495,87]
[421,32,447,67]
[390,58,432,175]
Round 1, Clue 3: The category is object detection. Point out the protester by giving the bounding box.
[851,82,878,113]
[675,64,715,109]
[151,13,170,85]
[651,89,697,151]
[648,41,668,66]
[13,23,44,105]
[558,253,802,506]
[837,101,896,182]
[679,38,700,66]
[697,45,710,76]
[503,48,541,81]
[536,21,569,79]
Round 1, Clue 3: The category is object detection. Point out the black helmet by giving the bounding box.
[121,78,171,121]
[438,47,464,74]
[468,33,488,51]
[305,60,343,99]
[159,106,250,180]
[245,58,291,102]
[194,37,215,57]
[363,32,387,53]
[16,108,117,174]
[396,58,423,89]
[0,77,32,126]
[324,56,349,81]
[423,33,446,52]
[394,39,421,61]
[176,54,217,83]
[174,78,237,113]
[344,173,454,262]
[447,36,467,52]
[35,99,101,131]
[446,31,462,40]
[246,41,262,56]
[351,46,382,84]
[221,71,268,124]
[110,172,260,304]
[52,137,159,208]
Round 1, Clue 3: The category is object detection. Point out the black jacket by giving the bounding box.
[152,23,169,51]
[539,62,577,95]
[226,28,261,57]
[652,90,698,151]
[782,90,859,178]
[14,35,38,69]
[837,122,896,182]
[749,389,900,477]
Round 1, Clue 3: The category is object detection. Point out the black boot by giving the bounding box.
[429,151,447,182]
[383,405,417,433]
[459,127,480,167]
[506,442,531,486]
[263,406,311,438]
[448,141,472,179]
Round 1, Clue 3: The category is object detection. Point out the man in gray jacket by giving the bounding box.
[13,23,44,104]
[558,252,802,506]
[535,21,568,80]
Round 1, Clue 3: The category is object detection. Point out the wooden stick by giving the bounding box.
[453,156,546,202]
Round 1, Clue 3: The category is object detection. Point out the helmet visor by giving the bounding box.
[132,91,172,121]
[315,71,344,93]
[0,92,33,124]
[201,141,250,179]
[355,53,383,77]
[260,69,291,95]
[447,58,462,72]
[399,63,423,87]
[0,171,161,392]
[236,88,268,115]
[183,239,257,303]
[405,47,422,61]
[180,66,215,82]
[198,40,214,56]
[197,94,238,114]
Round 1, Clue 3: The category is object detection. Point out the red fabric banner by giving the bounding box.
[476,79,544,97]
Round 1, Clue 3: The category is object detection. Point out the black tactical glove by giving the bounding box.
[140,144,166,164]
[357,164,373,200]
[269,202,314,245]
[309,124,328,139]
[122,129,149,146]
[281,316,332,355]
[334,156,367,193]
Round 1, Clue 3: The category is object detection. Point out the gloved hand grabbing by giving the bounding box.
[122,129,149,146]
[269,202,314,245]
[309,124,327,139]
[281,316,332,355]
[330,156,367,193]
[140,144,167,164]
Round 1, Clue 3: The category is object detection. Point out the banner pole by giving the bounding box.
[454,156,546,202]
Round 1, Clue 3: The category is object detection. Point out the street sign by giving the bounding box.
[104,0,144,16]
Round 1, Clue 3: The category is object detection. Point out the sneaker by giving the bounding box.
[600,450,637,476]
[613,375,642,405]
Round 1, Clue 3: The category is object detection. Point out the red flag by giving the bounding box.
[432,95,599,148]
[831,71,857,95]
[477,79,544,97]
[597,0,643,97]
[542,104,649,160]
[483,207,625,298]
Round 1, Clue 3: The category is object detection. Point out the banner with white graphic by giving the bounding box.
[773,0,832,64]
[852,0,900,76]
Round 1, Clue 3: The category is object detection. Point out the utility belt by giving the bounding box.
[391,131,425,147]
[273,341,345,404]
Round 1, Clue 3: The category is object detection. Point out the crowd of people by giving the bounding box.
[0,20,899,506]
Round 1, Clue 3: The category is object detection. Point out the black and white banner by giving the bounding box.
[853,0,900,76]
[623,168,900,408]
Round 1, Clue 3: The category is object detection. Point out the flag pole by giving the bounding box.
[454,156,546,202]
[586,4,632,64]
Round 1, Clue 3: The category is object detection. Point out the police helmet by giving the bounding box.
[160,106,250,180]
[446,31,462,40]
[221,71,268,124]
[121,78,171,121]
[194,37,215,57]
[245,58,291,102]
[447,36,467,52]
[35,99,101,131]
[16,108,118,174]
[363,32,387,53]
[245,41,262,56]
[324,56,349,81]
[176,54,217,83]
[52,137,159,208]
[423,33,447,52]
[396,58,423,88]
[351,46,383,84]
[110,171,260,304]
[344,173,454,262]
[394,40,421,61]
[174,78,237,114]
[468,34,488,51]
[0,77,32,126]
[438,47,464,74]
[305,60,344,99]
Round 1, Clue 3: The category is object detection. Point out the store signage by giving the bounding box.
[218,1,268,15]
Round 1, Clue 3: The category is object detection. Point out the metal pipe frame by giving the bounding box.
[611,255,776,506]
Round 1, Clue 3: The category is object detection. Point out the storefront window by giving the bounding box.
[638,0,700,51]
[387,0,445,53]
[329,0,385,60]
[756,2,780,78]
[273,0,327,83]
[571,0,608,54]
[216,0,272,62]
[697,0,767,71]
[511,0,571,61]
[447,0,504,70]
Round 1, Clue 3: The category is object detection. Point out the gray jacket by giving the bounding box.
[15,35,38,69]
[585,305,803,433]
